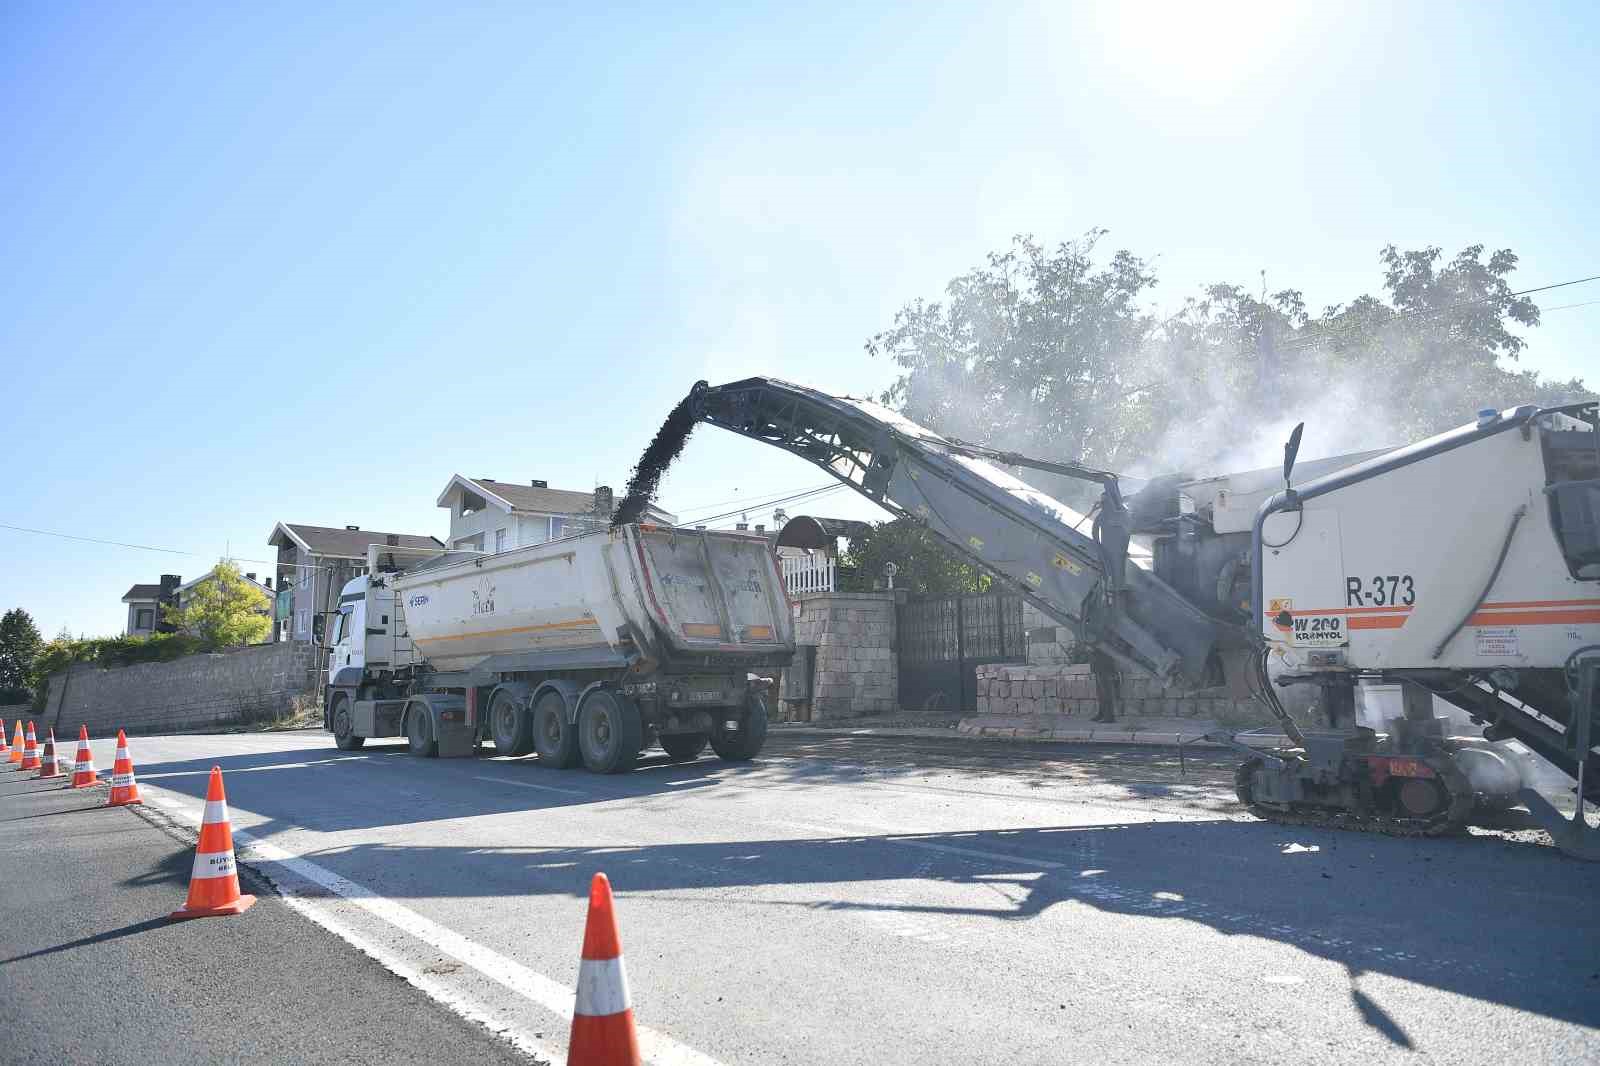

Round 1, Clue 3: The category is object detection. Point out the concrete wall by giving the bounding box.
[41,642,316,737]
[786,591,897,720]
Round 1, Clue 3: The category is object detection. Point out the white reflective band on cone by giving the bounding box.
[115,747,129,760]
[111,773,134,787]
[191,850,237,880]
[203,799,229,824]
[573,956,632,1017]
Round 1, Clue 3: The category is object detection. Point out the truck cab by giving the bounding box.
[326,574,419,692]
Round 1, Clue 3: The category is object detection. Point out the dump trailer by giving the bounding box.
[322,524,794,771]
[617,379,1599,855]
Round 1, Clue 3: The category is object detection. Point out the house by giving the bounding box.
[267,523,443,644]
[121,574,181,637]
[173,566,276,630]
[434,476,677,554]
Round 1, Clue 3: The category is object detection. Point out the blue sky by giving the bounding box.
[3,1,1596,639]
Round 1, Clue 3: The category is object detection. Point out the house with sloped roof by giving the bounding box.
[267,523,443,644]
[122,575,180,637]
[434,476,676,554]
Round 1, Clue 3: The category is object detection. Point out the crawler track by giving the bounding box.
[1235,754,1477,838]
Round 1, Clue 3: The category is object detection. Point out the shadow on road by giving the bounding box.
[0,917,171,966]
[125,735,1600,1036]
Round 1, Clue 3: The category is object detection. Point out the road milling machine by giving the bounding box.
[618,379,1600,857]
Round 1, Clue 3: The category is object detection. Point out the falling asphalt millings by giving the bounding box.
[611,388,701,528]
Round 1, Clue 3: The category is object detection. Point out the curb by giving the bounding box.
[772,722,1293,750]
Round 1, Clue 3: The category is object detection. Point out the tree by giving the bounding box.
[838,519,989,596]
[0,608,42,704]
[869,234,1593,485]
[868,230,1161,503]
[162,561,271,649]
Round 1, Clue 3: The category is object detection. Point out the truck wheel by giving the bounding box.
[710,694,769,762]
[577,689,642,774]
[489,689,534,756]
[532,690,581,768]
[331,694,365,751]
[659,732,708,763]
[406,704,438,758]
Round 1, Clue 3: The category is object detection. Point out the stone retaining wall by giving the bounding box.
[786,592,897,720]
[976,662,1269,723]
[41,642,314,737]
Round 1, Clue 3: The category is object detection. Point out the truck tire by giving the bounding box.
[489,689,534,756]
[331,694,365,751]
[406,703,438,758]
[577,689,642,774]
[532,689,581,769]
[659,732,708,763]
[710,694,768,762]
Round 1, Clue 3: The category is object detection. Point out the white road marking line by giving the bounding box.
[469,774,583,796]
[143,792,723,1066]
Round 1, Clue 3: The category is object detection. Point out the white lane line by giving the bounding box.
[144,792,723,1066]
[470,774,583,796]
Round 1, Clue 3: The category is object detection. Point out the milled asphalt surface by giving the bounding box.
[0,764,534,1065]
[3,727,1597,1065]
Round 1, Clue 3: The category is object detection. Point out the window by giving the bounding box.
[296,609,308,637]
[331,610,347,645]
[549,517,566,540]
[495,528,507,553]
[300,566,310,589]
[454,533,485,552]
[135,608,154,630]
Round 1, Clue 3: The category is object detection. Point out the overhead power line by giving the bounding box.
[673,482,837,521]
[0,522,316,570]
[1274,271,1600,355]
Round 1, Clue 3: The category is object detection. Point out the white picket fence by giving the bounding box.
[780,553,836,595]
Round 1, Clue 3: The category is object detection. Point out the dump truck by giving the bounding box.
[321,523,794,772]
[612,378,1599,856]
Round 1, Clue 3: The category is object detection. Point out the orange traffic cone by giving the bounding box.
[568,873,641,1066]
[0,718,11,765]
[35,729,62,779]
[69,725,98,789]
[170,767,256,920]
[106,730,141,807]
[19,722,40,771]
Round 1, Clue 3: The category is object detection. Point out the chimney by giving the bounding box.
[386,534,399,546]
[594,485,614,514]
[531,479,548,489]
[159,574,181,597]
[695,525,707,531]
[735,522,749,531]
[345,524,360,531]
[265,577,272,589]
[245,572,256,582]
[754,524,765,533]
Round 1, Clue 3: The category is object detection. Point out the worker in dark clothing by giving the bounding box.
[1090,649,1122,723]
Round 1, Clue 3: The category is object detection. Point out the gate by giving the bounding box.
[897,592,1026,712]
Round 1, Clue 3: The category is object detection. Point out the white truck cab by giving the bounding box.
[327,574,418,690]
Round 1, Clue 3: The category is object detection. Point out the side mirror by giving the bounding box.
[1282,422,1304,488]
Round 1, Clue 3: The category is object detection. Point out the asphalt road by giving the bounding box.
[2,727,1596,1065]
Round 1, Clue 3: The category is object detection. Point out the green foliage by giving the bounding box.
[30,631,209,707]
[0,608,42,704]
[163,561,272,649]
[869,233,1594,486]
[837,519,990,596]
